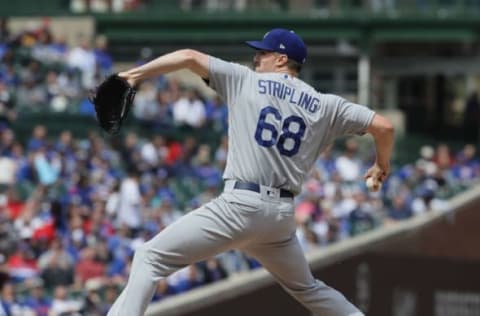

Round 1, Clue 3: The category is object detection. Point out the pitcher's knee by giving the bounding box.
[133,241,179,278]
[131,243,149,267]
[287,282,320,297]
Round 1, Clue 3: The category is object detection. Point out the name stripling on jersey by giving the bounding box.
[258,79,319,114]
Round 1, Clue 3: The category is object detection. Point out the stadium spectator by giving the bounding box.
[0,137,17,188]
[335,138,362,182]
[214,250,249,275]
[453,144,480,186]
[139,135,167,169]
[75,246,106,284]
[165,264,203,294]
[151,278,176,302]
[23,278,51,316]
[157,196,182,227]
[133,81,160,122]
[296,202,321,252]
[0,281,33,315]
[49,285,83,316]
[115,169,142,231]
[0,210,17,258]
[154,89,175,130]
[6,243,39,283]
[172,88,206,128]
[204,95,228,133]
[27,125,48,152]
[348,188,377,236]
[0,80,16,125]
[386,193,413,222]
[16,76,48,110]
[31,27,65,66]
[18,60,43,86]
[33,147,60,186]
[102,284,119,314]
[199,257,227,284]
[120,132,141,169]
[13,201,43,241]
[94,35,113,76]
[434,143,455,169]
[38,237,75,289]
[70,0,145,13]
[67,35,96,89]
[82,280,105,316]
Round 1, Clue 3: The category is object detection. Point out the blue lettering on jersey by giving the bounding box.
[258,79,267,94]
[257,79,318,113]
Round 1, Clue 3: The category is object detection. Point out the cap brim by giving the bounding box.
[245,41,274,52]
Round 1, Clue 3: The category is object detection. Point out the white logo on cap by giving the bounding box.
[263,32,270,39]
[279,44,285,49]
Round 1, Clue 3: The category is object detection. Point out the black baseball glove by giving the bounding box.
[90,74,136,135]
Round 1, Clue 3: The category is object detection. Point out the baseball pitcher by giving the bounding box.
[101,28,394,316]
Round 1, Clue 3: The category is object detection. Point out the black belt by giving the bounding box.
[233,181,294,198]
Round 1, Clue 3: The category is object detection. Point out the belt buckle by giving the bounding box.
[261,186,280,199]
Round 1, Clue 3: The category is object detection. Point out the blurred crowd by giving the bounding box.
[69,0,145,13]
[0,19,227,137]
[0,124,239,316]
[176,0,480,14]
[0,19,112,121]
[0,120,479,314]
[294,141,479,251]
[132,76,228,133]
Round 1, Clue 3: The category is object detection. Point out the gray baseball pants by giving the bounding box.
[107,180,364,316]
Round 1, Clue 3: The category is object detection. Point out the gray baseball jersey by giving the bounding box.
[107,55,370,316]
[208,56,375,194]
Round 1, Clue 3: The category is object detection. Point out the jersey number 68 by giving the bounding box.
[254,106,306,157]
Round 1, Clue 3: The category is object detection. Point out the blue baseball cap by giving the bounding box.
[246,28,307,64]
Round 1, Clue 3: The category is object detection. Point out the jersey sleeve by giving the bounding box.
[324,94,375,138]
[208,56,251,107]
